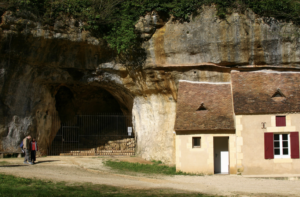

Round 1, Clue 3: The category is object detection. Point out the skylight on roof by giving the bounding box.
[272,89,286,98]
[197,103,207,111]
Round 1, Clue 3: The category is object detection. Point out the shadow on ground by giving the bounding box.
[0,165,28,167]
[35,160,60,164]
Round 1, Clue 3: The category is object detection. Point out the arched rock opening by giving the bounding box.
[48,84,134,156]
[54,85,123,121]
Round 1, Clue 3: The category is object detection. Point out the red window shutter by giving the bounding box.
[290,132,300,159]
[264,133,274,159]
[276,116,286,127]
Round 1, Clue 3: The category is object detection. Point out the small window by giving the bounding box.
[274,134,290,159]
[192,137,201,148]
[276,116,286,127]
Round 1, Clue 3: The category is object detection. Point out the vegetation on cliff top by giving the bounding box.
[2,0,300,53]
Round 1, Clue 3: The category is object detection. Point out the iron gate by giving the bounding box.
[48,114,135,156]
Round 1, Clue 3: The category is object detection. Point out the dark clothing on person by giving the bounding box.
[30,141,38,163]
[31,151,36,162]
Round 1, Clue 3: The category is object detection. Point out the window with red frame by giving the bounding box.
[276,116,286,127]
[265,132,299,159]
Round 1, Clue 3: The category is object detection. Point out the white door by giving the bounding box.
[220,151,229,173]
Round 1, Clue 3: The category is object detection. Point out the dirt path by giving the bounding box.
[0,156,299,196]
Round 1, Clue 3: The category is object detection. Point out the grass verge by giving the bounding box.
[104,160,204,176]
[0,173,213,197]
[0,161,9,166]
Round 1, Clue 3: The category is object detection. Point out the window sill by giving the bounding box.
[273,158,293,163]
[193,146,201,148]
[267,126,296,132]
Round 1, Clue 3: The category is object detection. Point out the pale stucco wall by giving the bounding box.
[176,133,237,174]
[236,114,300,175]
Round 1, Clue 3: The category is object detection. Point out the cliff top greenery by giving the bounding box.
[2,0,300,54]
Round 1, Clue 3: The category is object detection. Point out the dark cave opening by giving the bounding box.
[50,85,133,156]
[55,85,123,122]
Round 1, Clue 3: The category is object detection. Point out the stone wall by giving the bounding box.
[64,138,136,156]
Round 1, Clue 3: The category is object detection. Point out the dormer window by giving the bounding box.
[272,89,286,102]
[197,103,207,111]
[272,89,285,98]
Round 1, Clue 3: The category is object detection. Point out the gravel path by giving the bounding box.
[0,156,299,196]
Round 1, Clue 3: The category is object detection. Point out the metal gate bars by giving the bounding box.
[48,114,135,156]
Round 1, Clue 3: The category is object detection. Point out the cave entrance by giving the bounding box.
[48,86,135,156]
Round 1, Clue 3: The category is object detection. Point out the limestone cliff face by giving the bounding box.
[142,7,300,68]
[0,6,299,163]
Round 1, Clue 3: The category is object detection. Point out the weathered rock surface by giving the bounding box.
[1,6,300,163]
[144,7,300,68]
[133,94,176,163]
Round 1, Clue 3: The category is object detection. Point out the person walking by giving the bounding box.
[23,135,33,165]
[30,138,38,164]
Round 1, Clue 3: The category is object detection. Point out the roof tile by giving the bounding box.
[175,82,235,131]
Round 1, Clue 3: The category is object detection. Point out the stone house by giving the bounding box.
[175,71,300,175]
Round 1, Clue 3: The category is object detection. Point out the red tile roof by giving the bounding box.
[232,71,300,114]
[174,81,235,131]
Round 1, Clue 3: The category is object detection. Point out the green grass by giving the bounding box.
[0,173,213,197]
[104,160,204,176]
[151,160,163,165]
[0,161,9,166]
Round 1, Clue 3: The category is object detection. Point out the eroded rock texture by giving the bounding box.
[1,6,300,163]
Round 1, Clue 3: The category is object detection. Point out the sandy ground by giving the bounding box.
[0,156,300,196]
